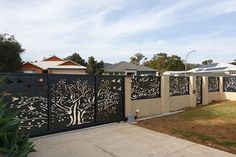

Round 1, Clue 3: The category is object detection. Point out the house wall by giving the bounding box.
[48,69,86,75]
[103,72,125,75]
[59,61,79,66]
[137,71,156,76]
[103,71,156,76]
[20,63,43,73]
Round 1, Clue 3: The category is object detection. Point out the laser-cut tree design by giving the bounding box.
[97,79,121,117]
[224,77,236,92]
[208,77,219,92]
[8,95,48,130]
[51,79,95,126]
[169,77,189,96]
[196,77,202,104]
[131,76,161,100]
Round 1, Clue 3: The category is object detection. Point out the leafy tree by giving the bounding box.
[144,53,185,74]
[202,59,213,65]
[0,34,24,72]
[186,63,201,70]
[167,55,185,71]
[130,52,145,65]
[230,59,236,65]
[86,56,104,75]
[65,53,87,66]
[0,78,35,157]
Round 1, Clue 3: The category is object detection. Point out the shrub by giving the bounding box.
[0,78,35,157]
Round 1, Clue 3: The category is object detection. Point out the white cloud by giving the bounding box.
[0,0,235,63]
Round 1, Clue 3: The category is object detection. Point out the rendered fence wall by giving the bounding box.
[202,77,221,104]
[130,76,163,117]
[126,76,196,117]
[125,75,234,118]
[169,76,192,111]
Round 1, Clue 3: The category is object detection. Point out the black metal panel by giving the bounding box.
[48,75,96,132]
[96,76,124,123]
[223,77,236,92]
[208,77,220,92]
[131,76,161,100]
[169,76,189,96]
[0,74,48,136]
[0,73,125,137]
[196,77,202,105]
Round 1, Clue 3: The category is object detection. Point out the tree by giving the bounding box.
[144,53,185,74]
[86,56,104,75]
[0,34,24,72]
[202,59,213,65]
[167,55,185,71]
[130,52,145,65]
[186,63,201,70]
[65,53,87,66]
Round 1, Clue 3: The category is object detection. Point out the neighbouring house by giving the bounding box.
[163,62,236,76]
[103,61,156,76]
[20,56,87,74]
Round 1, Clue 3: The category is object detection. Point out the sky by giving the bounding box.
[0,0,236,64]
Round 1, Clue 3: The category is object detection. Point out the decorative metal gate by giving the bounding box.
[196,77,202,105]
[0,74,125,137]
[0,74,48,136]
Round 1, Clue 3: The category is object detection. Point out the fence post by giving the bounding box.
[202,76,209,105]
[124,76,132,117]
[161,76,170,114]
[189,76,196,107]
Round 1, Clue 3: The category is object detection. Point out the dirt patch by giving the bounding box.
[136,101,236,154]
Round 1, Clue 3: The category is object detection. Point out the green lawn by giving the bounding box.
[137,101,236,154]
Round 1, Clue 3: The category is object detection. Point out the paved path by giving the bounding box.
[30,123,235,157]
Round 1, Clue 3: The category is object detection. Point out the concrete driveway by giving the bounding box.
[30,123,235,157]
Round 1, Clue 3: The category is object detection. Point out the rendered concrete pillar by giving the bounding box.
[124,76,132,117]
[189,76,197,107]
[219,76,224,100]
[161,76,170,113]
[202,76,209,105]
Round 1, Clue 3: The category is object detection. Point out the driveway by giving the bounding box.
[30,123,235,157]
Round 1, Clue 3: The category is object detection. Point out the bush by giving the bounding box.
[0,80,35,157]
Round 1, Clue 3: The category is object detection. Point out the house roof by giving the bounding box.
[104,61,156,72]
[22,56,86,70]
[43,55,64,61]
[188,63,236,73]
[163,62,236,76]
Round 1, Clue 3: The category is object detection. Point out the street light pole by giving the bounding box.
[185,50,196,76]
